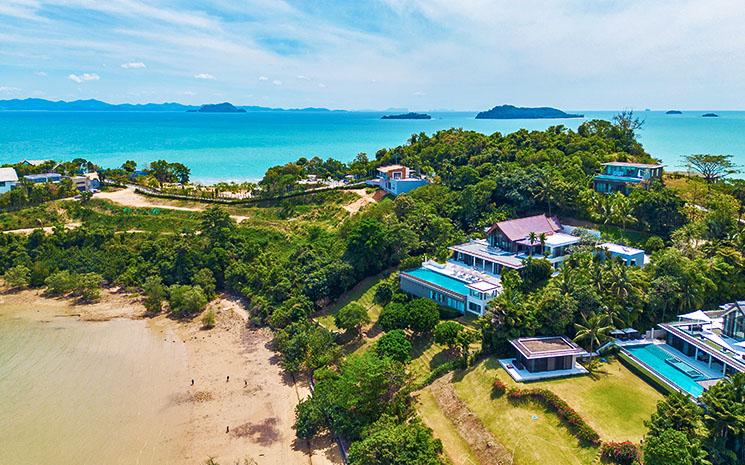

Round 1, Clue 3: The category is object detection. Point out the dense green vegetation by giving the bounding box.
[2,115,744,464]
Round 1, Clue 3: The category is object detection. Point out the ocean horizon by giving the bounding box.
[1,110,743,182]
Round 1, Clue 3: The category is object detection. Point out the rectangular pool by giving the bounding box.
[401,267,470,296]
[624,344,704,397]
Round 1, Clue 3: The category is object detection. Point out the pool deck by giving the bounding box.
[498,358,589,382]
[655,343,728,380]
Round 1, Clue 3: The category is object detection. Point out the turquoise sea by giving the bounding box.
[1,110,744,182]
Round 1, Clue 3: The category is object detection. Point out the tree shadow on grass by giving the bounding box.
[410,335,434,359]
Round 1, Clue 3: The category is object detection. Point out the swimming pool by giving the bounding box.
[623,344,704,397]
[401,267,470,296]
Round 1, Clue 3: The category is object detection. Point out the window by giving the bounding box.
[468,302,481,314]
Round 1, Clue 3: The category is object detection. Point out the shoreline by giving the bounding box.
[0,289,341,465]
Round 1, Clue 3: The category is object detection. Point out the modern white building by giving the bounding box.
[0,167,19,194]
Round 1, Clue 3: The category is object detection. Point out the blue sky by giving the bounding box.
[1,0,744,110]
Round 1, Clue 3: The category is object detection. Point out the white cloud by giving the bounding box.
[413,91,426,96]
[0,86,21,93]
[121,61,146,69]
[180,90,196,96]
[317,83,326,88]
[297,75,310,80]
[34,71,47,77]
[193,73,215,80]
[68,73,100,83]
[258,76,269,81]
[272,79,282,86]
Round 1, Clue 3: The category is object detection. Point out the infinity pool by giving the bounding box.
[624,344,705,397]
[401,267,471,296]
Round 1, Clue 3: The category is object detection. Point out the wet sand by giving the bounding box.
[0,290,340,465]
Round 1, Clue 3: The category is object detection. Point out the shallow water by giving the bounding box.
[0,308,189,465]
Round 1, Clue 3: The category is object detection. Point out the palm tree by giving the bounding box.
[538,233,547,256]
[610,194,636,231]
[536,171,561,216]
[574,313,614,356]
[527,231,537,256]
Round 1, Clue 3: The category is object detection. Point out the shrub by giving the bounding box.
[600,441,640,465]
[399,255,424,270]
[507,388,601,446]
[168,284,208,317]
[438,306,462,320]
[406,298,440,334]
[492,378,507,396]
[44,270,76,295]
[192,268,216,299]
[3,264,30,290]
[334,303,371,334]
[373,281,394,306]
[75,272,102,302]
[645,235,665,252]
[433,321,463,349]
[142,275,166,314]
[374,329,412,363]
[378,302,409,332]
[201,309,217,329]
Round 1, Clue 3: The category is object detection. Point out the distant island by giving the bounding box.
[187,102,246,113]
[0,98,340,113]
[702,113,719,118]
[475,104,583,119]
[666,110,682,115]
[381,112,431,120]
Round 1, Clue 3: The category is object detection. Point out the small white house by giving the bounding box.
[0,167,19,194]
[599,242,645,267]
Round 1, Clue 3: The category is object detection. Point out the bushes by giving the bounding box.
[378,299,440,334]
[600,441,640,465]
[44,270,102,302]
[201,309,216,329]
[3,264,30,290]
[374,329,412,363]
[492,378,507,396]
[168,284,208,317]
[507,387,601,446]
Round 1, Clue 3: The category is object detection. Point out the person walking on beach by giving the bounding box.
[191,379,194,386]
[226,375,230,382]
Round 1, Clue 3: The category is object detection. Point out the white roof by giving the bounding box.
[21,159,51,166]
[543,232,581,247]
[0,167,18,182]
[467,281,500,292]
[600,242,644,256]
[677,310,712,322]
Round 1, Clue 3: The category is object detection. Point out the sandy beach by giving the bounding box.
[0,289,340,465]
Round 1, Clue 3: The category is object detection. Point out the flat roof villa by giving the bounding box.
[593,161,663,195]
[618,303,744,398]
[399,260,501,316]
[367,164,429,196]
[499,336,589,382]
[599,242,646,267]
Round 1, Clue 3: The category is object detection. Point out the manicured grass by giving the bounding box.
[525,358,663,442]
[409,338,458,385]
[452,358,599,465]
[416,389,479,465]
[316,271,390,331]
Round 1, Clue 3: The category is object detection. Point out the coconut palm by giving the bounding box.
[539,232,547,256]
[573,313,614,356]
[527,231,537,256]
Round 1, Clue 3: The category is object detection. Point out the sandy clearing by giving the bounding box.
[341,188,383,214]
[0,289,341,465]
[95,187,250,223]
[1,222,81,235]
[428,374,512,465]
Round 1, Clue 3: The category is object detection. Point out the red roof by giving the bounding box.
[486,214,561,242]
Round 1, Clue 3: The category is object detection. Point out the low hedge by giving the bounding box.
[600,441,640,465]
[492,378,507,396]
[507,387,601,446]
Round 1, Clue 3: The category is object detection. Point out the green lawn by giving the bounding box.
[416,389,479,465]
[452,358,599,465]
[523,358,663,442]
[315,271,389,332]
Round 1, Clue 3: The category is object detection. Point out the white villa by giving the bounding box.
[0,167,19,194]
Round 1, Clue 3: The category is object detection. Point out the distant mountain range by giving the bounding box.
[475,104,583,119]
[0,98,341,112]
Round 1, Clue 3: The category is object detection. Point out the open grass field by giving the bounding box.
[452,358,599,465]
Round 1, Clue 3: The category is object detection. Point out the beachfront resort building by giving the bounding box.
[71,172,101,192]
[499,336,589,381]
[593,162,663,194]
[399,214,645,317]
[368,164,429,196]
[614,303,745,398]
[0,167,19,194]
